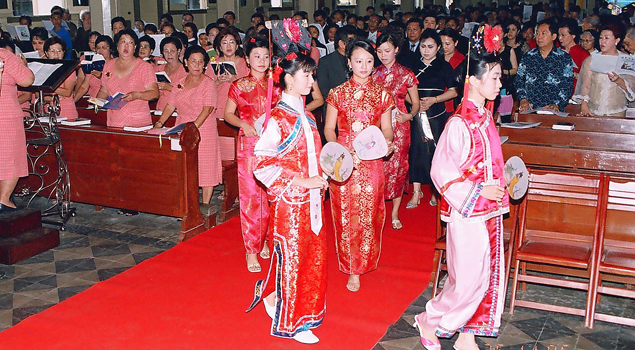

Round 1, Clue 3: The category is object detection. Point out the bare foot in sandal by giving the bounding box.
[347,274,360,292]
[260,244,270,259]
[246,253,261,273]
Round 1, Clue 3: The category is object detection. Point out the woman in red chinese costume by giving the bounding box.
[224,36,281,273]
[247,52,328,344]
[372,31,419,230]
[325,39,394,292]
[413,26,509,350]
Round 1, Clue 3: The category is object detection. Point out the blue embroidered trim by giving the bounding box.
[277,118,302,153]
[461,183,483,217]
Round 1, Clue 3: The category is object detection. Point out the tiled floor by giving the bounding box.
[2,195,635,349]
[375,281,635,350]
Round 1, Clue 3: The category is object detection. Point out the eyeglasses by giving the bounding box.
[580,39,594,43]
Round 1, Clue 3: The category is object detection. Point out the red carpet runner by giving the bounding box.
[0,198,435,350]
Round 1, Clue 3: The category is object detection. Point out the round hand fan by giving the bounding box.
[320,142,354,182]
[352,125,388,161]
[503,156,529,200]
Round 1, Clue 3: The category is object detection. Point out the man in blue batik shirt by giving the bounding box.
[515,20,574,112]
[50,11,73,59]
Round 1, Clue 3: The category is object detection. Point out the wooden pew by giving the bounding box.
[516,113,635,135]
[72,100,240,229]
[18,122,206,241]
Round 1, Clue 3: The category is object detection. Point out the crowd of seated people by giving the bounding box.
[1,1,635,215]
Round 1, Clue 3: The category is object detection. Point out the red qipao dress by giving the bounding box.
[247,92,327,338]
[100,58,155,127]
[371,63,417,200]
[326,78,394,275]
[418,99,509,337]
[0,49,34,181]
[168,75,221,187]
[206,58,249,162]
[228,74,281,255]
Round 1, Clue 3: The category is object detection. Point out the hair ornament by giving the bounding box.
[483,24,503,53]
[272,65,284,84]
[250,37,256,43]
[283,18,302,44]
[286,52,297,60]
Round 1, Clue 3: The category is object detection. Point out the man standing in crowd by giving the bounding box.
[182,13,194,26]
[423,13,438,30]
[406,18,423,52]
[367,14,381,43]
[516,20,574,112]
[74,10,91,52]
[50,11,73,59]
[313,10,327,28]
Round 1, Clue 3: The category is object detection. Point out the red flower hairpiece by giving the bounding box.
[483,24,503,53]
[250,37,256,43]
[286,52,297,61]
[283,18,302,44]
[272,65,284,84]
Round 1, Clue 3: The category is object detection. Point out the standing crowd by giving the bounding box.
[1,1,634,348]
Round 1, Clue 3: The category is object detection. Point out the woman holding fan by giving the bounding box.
[325,39,394,292]
[413,25,509,350]
[224,36,281,273]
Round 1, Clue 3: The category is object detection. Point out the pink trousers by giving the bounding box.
[419,211,505,337]
[237,136,270,254]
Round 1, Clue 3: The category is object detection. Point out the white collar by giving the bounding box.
[281,92,305,115]
[467,98,486,115]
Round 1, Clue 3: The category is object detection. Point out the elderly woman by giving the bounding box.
[153,46,221,204]
[43,37,78,120]
[575,23,635,117]
[0,48,35,212]
[75,32,111,101]
[97,28,159,127]
[154,37,186,111]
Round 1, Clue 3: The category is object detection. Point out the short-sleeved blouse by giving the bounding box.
[371,62,418,114]
[155,63,187,111]
[167,75,222,187]
[100,58,156,127]
[0,48,34,120]
[206,57,249,119]
[58,73,78,120]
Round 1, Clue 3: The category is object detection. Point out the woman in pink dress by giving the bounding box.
[75,32,109,101]
[153,46,221,204]
[224,36,281,273]
[248,53,328,344]
[0,48,35,212]
[372,32,419,231]
[97,29,158,127]
[42,37,78,120]
[207,27,249,120]
[155,37,187,111]
[325,39,394,292]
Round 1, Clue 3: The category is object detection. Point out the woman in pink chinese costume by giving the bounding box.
[413,25,509,350]
[224,36,281,273]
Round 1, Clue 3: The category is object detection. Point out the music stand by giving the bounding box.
[17,58,79,230]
